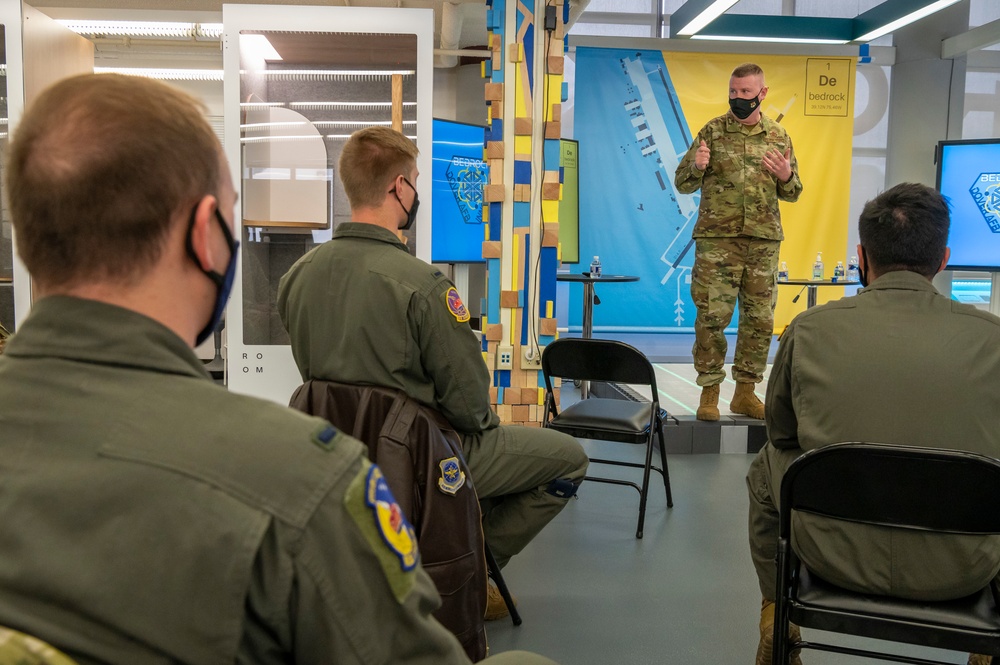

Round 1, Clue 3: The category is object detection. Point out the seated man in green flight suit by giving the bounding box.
[278,126,590,620]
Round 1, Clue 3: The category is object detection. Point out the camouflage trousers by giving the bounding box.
[691,237,780,386]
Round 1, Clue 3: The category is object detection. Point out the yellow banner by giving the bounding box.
[665,52,856,330]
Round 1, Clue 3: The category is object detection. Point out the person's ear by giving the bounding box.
[189,195,219,273]
[937,247,951,274]
[856,243,867,272]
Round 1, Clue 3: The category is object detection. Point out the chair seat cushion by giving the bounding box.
[796,565,1000,633]
[551,398,652,434]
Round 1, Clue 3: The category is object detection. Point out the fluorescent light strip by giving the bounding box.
[855,0,963,42]
[692,34,849,44]
[290,102,417,108]
[260,69,415,77]
[240,122,308,129]
[311,120,417,127]
[240,102,284,108]
[677,0,741,37]
[242,134,418,143]
[95,67,224,81]
[59,20,195,37]
[198,23,223,38]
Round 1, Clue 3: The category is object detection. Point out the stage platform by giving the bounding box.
[563,332,777,455]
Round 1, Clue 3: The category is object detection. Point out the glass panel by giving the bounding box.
[239,30,417,345]
[0,24,13,339]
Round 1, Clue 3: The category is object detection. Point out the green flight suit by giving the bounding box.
[747,271,1000,601]
[0,295,554,665]
[278,223,589,568]
[675,112,802,385]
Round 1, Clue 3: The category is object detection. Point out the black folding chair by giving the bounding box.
[541,337,673,539]
[774,442,1000,664]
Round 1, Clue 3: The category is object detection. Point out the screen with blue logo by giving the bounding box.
[936,139,1000,271]
[431,118,488,263]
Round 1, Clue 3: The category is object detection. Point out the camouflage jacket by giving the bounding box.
[675,112,802,241]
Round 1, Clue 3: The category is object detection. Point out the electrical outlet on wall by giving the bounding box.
[496,346,514,370]
[521,345,544,370]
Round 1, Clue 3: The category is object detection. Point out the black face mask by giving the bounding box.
[185,205,239,346]
[392,177,420,231]
[729,90,762,120]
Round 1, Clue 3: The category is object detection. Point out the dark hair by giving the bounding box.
[731,63,764,80]
[7,73,221,289]
[858,182,950,279]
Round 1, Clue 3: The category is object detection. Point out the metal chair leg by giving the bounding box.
[484,542,522,626]
[636,429,656,539]
[657,420,673,508]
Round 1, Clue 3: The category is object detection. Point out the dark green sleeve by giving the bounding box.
[765,323,800,450]
[412,280,499,434]
[776,132,803,203]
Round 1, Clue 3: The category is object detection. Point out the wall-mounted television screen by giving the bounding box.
[431,118,488,263]
[935,138,1000,271]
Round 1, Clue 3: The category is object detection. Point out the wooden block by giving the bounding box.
[504,388,521,405]
[489,387,499,404]
[512,405,530,421]
[547,55,564,75]
[484,82,503,101]
[551,103,562,122]
[484,184,505,202]
[509,43,523,63]
[484,323,503,341]
[514,117,533,136]
[542,182,561,200]
[528,404,538,421]
[513,184,528,202]
[482,241,502,259]
[492,55,501,72]
[486,141,504,159]
[498,404,512,423]
[490,158,504,175]
[542,170,559,184]
[491,101,503,119]
[544,121,561,140]
[540,317,557,336]
[500,290,519,308]
[521,387,539,404]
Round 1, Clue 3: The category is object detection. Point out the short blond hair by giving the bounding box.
[7,74,221,289]
[731,62,765,81]
[338,126,418,209]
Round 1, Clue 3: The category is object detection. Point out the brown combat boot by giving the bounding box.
[731,381,765,419]
[756,599,803,665]
[485,582,515,621]
[696,384,720,421]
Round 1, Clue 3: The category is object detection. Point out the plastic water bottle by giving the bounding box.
[812,253,824,280]
[778,261,789,282]
[832,260,845,283]
[590,255,602,278]
[847,256,860,283]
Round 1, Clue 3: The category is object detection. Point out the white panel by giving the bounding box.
[223,4,434,405]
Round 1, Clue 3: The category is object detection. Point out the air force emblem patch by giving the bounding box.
[445,287,471,322]
[438,457,467,495]
[364,465,418,571]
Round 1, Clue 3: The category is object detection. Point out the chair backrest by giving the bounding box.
[780,442,1000,537]
[541,338,657,393]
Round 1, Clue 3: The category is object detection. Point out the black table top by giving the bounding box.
[778,279,860,286]
[556,273,640,283]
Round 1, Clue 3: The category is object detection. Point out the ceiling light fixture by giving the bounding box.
[94,67,224,81]
[692,34,850,45]
[670,0,741,38]
[853,0,963,42]
[59,20,195,38]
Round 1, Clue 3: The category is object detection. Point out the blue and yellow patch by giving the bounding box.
[444,287,471,323]
[364,465,418,571]
[437,457,466,495]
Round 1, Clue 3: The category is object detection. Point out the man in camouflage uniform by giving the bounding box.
[675,63,802,421]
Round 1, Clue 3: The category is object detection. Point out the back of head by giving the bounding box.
[7,73,221,290]
[338,126,418,210]
[858,183,950,279]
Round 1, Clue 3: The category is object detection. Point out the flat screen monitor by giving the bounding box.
[431,118,488,263]
[935,138,1000,271]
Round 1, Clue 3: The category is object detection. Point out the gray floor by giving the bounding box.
[485,383,971,664]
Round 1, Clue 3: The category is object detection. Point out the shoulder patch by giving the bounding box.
[437,457,466,495]
[344,463,419,603]
[444,287,471,323]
